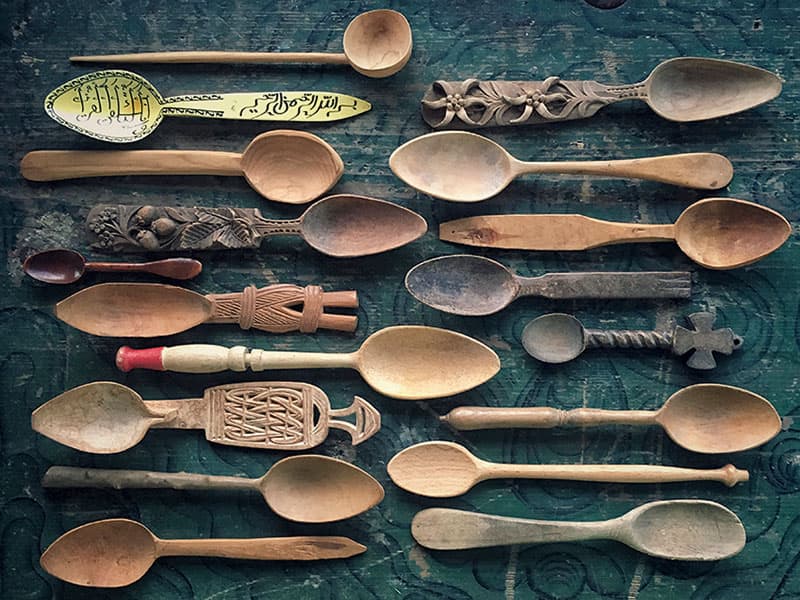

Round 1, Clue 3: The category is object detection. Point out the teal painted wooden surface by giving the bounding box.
[2,0,798,598]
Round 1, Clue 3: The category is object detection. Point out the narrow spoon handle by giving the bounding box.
[42,466,257,492]
[516,271,691,300]
[157,536,366,560]
[412,508,613,550]
[442,406,656,430]
[514,153,732,190]
[71,51,350,65]
[83,258,202,280]
[20,150,242,181]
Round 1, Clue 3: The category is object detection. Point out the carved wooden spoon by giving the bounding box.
[387,441,748,497]
[391,131,732,201]
[441,383,780,453]
[40,519,365,587]
[42,455,384,523]
[411,500,746,560]
[21,131,343,204]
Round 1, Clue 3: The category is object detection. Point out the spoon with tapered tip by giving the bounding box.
[21,130,343,204]
[42,455,384,523]
[405,254,691,316]
[70,10,413,78]
[23,249,201,284]
[40,519,366,588]
[441,383,780,453]
[387,441,748,497]
[390,131,733,201]
[411,500,745,561]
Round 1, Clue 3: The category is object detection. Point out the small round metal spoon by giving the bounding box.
[411,500,745,561]
[71,9,413,78]
[441,383,781,454]
[390,131,733,201]
[23,249,201,284]
[21,131,343,204]
[42,455,384,523]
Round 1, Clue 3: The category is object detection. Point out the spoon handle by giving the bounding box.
[42,466,257,492]
[422,78,644,129]
[83,258,202,280]
[157,536,366,560]
[71,51,350,65]
[21,150,242,181]
[516,271,692,300]
[584,327,673,350]
[412,508,612,550]
[442,406,655,430]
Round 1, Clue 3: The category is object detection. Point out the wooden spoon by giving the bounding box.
[87,195,427,257]
[71,10,413,78]
[411,500,746,560]
[42,455,384,523]
[23,249,201,284]
[40,519,365,588]
[440,197,790,270]
[115,325,501,401]
[390,131,732,201]
[441,383,780,454]
[387,441,748,497]
[21,131,343,204]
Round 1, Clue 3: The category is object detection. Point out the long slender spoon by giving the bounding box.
[411,500,746,561]
[71,10,413,78]
[422,57,782,128]
[387,441,748,497]
[406,255,691,316]
[440,197,791,270]
[46,70,371,143]
[42,455,384,523]
[23,249,201,284]
[391,131,732,201]
[86,195,427,257]
[441,383,780,453]
[41,519,365,588]
[21,131,343,204]
[114,326,500,401]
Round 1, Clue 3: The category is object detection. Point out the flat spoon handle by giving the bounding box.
[516,271,691,300]
[42,466,256,492]
[442,406,656,430]
[83,258,202,280]
[514,153,733,190]
[71,51,350,65]
[21,150,242,181]
[157,536,366,560]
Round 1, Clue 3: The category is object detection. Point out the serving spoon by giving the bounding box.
[87,195,427,257]
[42,455,383,523]
[411,500,745,561]
[71,9,413,78]
[441,383,780,453]
[115,325,501,401]
[390,131,732,201]
[21,130,343,204]
[406,254,691,316]
[40,519,365,588]
[387,441,748,497]
[23,249,201,284]
[440,197,790,270]
[46,70,370,143]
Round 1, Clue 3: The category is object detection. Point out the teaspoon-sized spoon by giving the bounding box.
[115,325,500,401]
[406,254,691,316]
[441,383,780,454]
[411,500,745,561]
[41,519,365,588]
[440,197,790,270]
[72,10,413,78]
[87,195,427,257]
[21,130,343,204]
[42,455,384,523]
[387,441,748,497]
[391,131,732,201]
[23,249,201,284]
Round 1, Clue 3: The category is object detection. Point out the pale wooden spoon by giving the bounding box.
[71,9,413,78]
[387,441,748,497]
[21,130,343,204]
[411,500,746,560]
[390,131,733,201]
[40,519,365,588]
[441,383,780,453]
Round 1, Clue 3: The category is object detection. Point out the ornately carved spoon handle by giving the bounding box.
[42,466,258,493]
[441,406,656,431]
[584,327,674,351]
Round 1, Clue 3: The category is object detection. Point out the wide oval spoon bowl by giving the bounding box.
[388,441,480,497]
[342,9,413,77]
[24,249,86,283]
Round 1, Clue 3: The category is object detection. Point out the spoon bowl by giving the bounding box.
[342,9,413,78]
[522,314,585,363]
[24,249,85,283]
[387,441,481,497]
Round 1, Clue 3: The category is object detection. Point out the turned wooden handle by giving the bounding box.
[71,51,351,65]
[442,406,655,430]
[21,150,243,181]
[157,536,366,560]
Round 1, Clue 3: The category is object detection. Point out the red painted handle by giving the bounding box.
[116,346,165,372]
